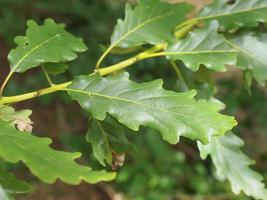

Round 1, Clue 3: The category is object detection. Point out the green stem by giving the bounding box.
[0,82,71,104]
[96,45,113,69]
[0,71,14,97]
[1,48,209,104]
[174,18,199,39]
[96,17,199,69]
[97,44,166,76]
[0,17,200,104]
[0,46,163,105]
[170,61,189,91]
[0,45,165,105]
[42,66,54,86]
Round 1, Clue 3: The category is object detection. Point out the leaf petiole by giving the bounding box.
[169,61,189,91]
[0,19,201,104]
[0,71,14,97]
[41,66,55,86]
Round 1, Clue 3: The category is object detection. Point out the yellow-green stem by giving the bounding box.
[0,82,71,104]
[0,45,165,105]
[0,71,13,97]
[42,66,54,86]
[170,61,189,91]
[174,18,199,39]
[0,18,199,104]
[97,44,166,76]
[96,18,198,69]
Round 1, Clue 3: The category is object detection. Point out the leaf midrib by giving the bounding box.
[111,10,177,48]
[0,130,91,178]
[199,5,267,21]
[96,120,112,161]
[65,88,227,124]
[163,50,238,56]
[11,33,62,73]
[223,37,267,67]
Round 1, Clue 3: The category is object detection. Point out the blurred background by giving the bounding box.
[0,0,266,199]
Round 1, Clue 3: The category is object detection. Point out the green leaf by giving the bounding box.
[199,0,267,30]
[67,72,236,145]
[0,120,115,185]
[110,0,192,48]
[0,105,32,132]
[43,62,68,75]
[86,115,135,166]
[8,18,87,73]
[224,31,267,86]
[0,167,30,200]
[166,21,237,72]
[198,132,267,200]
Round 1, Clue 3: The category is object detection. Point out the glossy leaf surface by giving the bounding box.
[67,72,236,145]
[166,21,237,71]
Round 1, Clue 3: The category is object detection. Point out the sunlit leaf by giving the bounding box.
[67,72,236,145]
[8,18,87,73]
[0,120,115,185]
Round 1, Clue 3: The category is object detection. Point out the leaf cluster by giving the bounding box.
[0,0,267,199]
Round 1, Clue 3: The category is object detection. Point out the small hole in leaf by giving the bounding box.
[25,42,29,46]
[227,0,236,5]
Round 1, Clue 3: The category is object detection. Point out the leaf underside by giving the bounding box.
[86,115,134,166]
[43,62,68,75]
[67,72,236,145]
[198,132,267,200]
[225,31,267,86]
[0,120,115,185]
